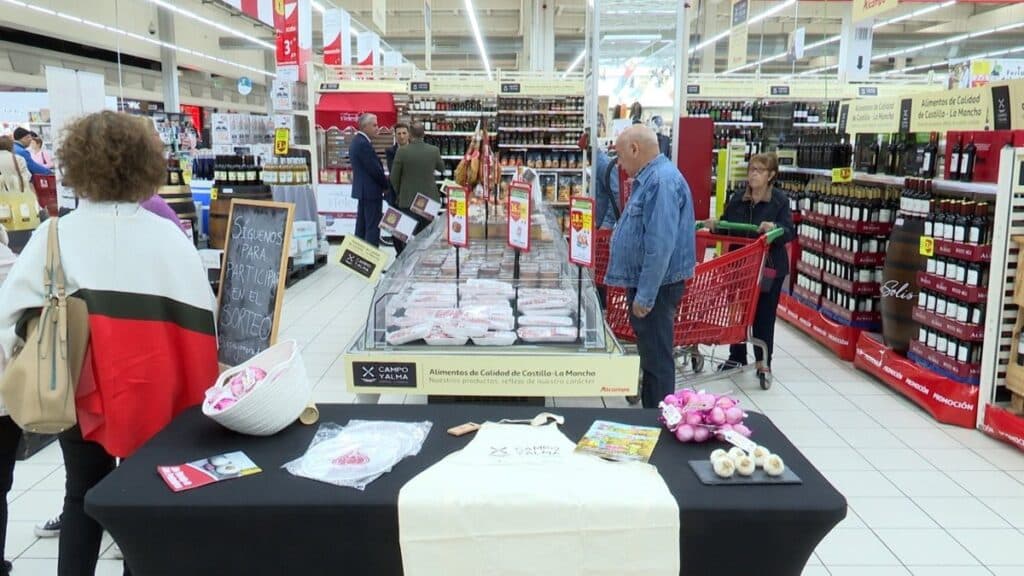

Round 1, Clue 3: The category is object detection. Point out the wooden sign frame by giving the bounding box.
[216,199,295,364]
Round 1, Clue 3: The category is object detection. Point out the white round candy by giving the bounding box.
[764,454,785,477]
[735,455,756,476]
[713,457,736,478]
[727,447,746,461]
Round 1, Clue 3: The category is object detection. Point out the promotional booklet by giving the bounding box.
[575,421,661,463]
[157,451,262,492]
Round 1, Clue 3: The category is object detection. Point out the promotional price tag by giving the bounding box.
[274,128,290,155]
[507,181,531,251]
[337,235,387,283]
[378,207,419,242]
[721,429,758,454]
[569,196,595,267]
[410,193,441,221]
[920,235,935,257]
[447,186,469,248]
[831,167,853,183]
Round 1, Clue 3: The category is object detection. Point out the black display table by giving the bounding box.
[85,405,846,576]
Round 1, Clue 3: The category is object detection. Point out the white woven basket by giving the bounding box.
[202,340,312,436]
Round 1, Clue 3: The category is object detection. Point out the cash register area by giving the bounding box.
[7,248,1024,576]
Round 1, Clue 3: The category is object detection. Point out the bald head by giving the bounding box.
[615,125,661,177]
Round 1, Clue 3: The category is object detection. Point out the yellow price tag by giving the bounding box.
[831,167,853,183]
[274,128,290,156]
[919,235,935,257]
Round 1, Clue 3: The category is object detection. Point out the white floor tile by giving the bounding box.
[801,395,860,411]
[20,536,58,559]
[913,497,1012,529]
[828,568,911,576]
[942,427,1009,449]
[821,470,903,497]
[22,442,63,465]
[835,427,905,449]
[907,567,995,576]
[815,528,901,566]
[945,470,1024,498]
[779,426,851,448]
[948,529,1024,566]
[973,445,1024,471]
[762,409,828,429]
[917,449,1000,471]
[800,567,831,576]
[894,427,969,450]
[7,558,57,573]
[818,409,885,429]
[979,497,1024,528]
[989,567,1024,576]
[882,471,970,498]
[858,448,938,471]
[874,529,979,566]
[95,559,128,576]
[799,446,875,471]
[872,409,943,428]
[848,496,938,528]
[8,490,63,522]
[11,463,60,492]
[4,521,40,559]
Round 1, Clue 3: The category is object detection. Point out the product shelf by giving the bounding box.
[796,260,823,281]
[499,127,582,133]
[822,272,879,296]
[820,298,882,328]
[853,332,979,428]
[441,155,464,160]
[792,284,823,308]
[498,144,581,150]
[779,167,998,196]
[804,211,829,226]
[916,271,987,304]
[823,244,886,266]
[501,167,582,174]
[907,341,981,384]
[933,238,992,262]
[777,293,860,360]
[425,131,476,137]
[799,236,823,253]
[408,110,498,117]
[791,122,838,129]
[828,216,893,236]
[497,110,584,115]
[911,307,985,342]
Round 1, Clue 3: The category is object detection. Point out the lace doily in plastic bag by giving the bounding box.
[284,420,433,490]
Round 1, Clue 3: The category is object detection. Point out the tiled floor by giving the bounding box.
[7,259,1024,575]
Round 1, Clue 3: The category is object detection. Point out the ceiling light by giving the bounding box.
[874,0,956,29]
[875,20,1024,62]
[0,0,275,78]
[563,50,586,78]
[145,1,274,50]
[463,0,492,80]
[603,34,662,42]
[690,0,795,56]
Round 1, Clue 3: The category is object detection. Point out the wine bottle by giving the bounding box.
[960,136,977,182]
[886,135,900,175]
[921,133,938,179]
[868,137,881,174]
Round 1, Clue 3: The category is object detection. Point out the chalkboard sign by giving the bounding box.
[216,199,294,366]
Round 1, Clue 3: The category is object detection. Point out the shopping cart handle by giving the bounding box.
[697,220,785,244]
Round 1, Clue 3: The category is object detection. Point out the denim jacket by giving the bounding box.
[605,155,696,308]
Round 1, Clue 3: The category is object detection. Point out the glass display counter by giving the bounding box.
[343,198,638,398]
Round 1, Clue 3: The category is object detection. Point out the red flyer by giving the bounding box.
[157,451,261,493]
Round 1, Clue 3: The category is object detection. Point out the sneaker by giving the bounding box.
[34,514,62,538]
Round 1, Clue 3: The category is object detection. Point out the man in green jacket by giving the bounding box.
[389,122,445,255]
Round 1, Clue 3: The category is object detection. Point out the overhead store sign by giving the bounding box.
[844,97,901,134]
[908,86,990,132]
[853,0,899,24]
[222,0,274,27]
[323,8,352,66]
[840,16,873,83]
[357,31,382,67]
[274,0,312,82]
[728,0,750,70]
[992,80,1024,129]
[409,78,498,96]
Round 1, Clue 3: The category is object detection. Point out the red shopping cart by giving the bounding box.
[605,221,784,390]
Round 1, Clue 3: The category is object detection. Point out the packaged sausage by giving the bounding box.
[471,331,518,346]
[424,326,469,346]
[516,327,578,343]
[386,323,433,346]
[517,315,575,327]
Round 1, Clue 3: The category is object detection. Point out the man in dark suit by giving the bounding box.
[384,123,410,206]
[390,122,445,256]
[350,113,388,247]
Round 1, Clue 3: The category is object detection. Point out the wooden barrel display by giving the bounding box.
[880,216,927,353]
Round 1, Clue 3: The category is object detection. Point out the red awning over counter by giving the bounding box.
[315,92,397,132]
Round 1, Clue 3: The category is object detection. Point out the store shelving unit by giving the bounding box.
[409,94,499,184]
[781,166,998,196]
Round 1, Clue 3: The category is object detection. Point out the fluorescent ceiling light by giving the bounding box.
[874,20,1024,62]
[690,0,795,55]
[563,50,586,79]
[604,34,662,42]
[874,0,956,29]
[146,0,274,50]
[463,0,492,80]
[0,0,275,78]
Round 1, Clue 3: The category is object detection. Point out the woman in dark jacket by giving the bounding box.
[708,152,795,378]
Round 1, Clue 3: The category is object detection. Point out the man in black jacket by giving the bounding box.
[350,113,388,247]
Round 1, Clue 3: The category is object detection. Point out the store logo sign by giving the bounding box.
[353,362,418,387]
[992,85,1012,131]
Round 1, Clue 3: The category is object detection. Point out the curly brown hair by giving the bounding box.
[57,111,166,202]
[0,136,13,152]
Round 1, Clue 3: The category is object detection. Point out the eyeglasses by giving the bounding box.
[748,167,770,174]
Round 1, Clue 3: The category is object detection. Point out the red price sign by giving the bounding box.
[569,196,595,267]
[507,181,531,251]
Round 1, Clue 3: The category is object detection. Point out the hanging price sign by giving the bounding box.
[447,186,469,248]
[569,196,595,268]
[831,167,853,183]
[274,128,290,155]
[507,181,532,251]
[920,236,935,257]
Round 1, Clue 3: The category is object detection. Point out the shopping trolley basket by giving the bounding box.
[605,221,784,390]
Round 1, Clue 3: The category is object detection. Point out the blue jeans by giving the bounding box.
[628,281,685,408]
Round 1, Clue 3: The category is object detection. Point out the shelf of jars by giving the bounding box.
[496,110,584,116]
[408,110,498,118]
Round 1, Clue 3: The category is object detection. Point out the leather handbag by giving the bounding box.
[0,218,90,434]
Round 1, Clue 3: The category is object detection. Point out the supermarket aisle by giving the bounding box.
[6,261,1024,575]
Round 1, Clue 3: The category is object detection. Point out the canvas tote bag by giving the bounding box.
[0,218,90,433]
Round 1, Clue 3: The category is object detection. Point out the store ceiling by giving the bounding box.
[332,0,1023,77]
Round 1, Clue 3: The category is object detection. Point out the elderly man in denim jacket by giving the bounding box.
[605,126,695,408]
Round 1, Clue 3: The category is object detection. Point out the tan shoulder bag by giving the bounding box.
[0,218,90,434]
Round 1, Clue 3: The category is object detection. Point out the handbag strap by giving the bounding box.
[44,218,66,299]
